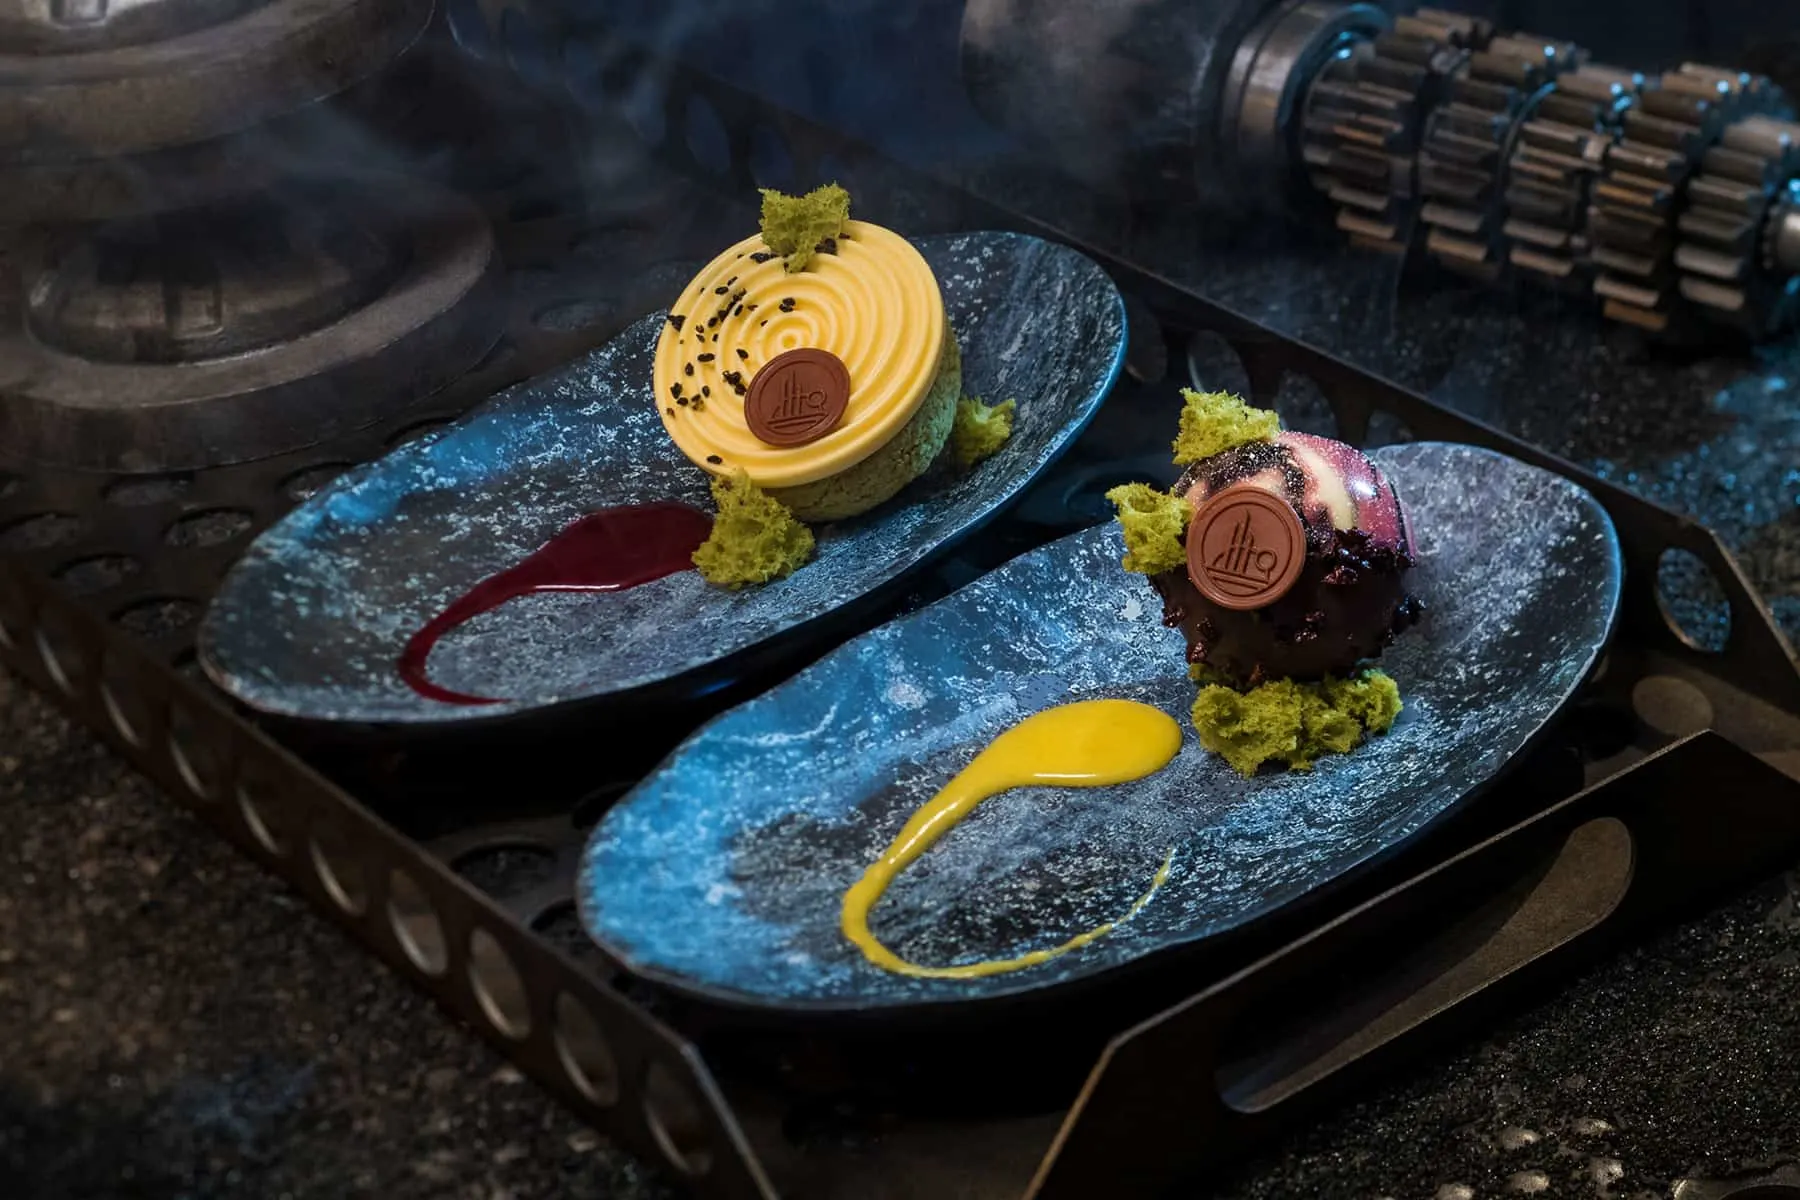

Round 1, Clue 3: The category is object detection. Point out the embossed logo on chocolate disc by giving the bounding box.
[1187,484,1306,611]
[745,348,850,447]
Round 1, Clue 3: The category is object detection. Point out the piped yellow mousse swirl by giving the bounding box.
[652,220,947,489]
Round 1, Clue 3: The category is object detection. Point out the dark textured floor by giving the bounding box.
[0,667,673,1200]
[1214,866,1800,1200]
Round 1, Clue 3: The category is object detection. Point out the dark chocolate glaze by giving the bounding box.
[1160,433,1421,685]
[1152,528,1420,685]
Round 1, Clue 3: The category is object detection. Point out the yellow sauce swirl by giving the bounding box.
[653,220,947,489]
[840,699,1182,979]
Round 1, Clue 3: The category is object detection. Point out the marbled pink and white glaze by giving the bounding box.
[1174,432,1413,556]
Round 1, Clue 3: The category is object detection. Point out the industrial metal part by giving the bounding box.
[960,0,1332,205]
[0,134,278,227]
[1501,63,1642,288]
[1590,64,1784,331]
[26,191,405,365]
[1772,193,1800,273]
[960,0,1800,341]
[1221,0,1393,199]
[0,0,433,164]
[1673,1164,1800,1199]
[1675,114,1800,334]
[1300,7,1491,252]
[1417,32,1582,277]
[0,178,499,473]
[0,0,263,54]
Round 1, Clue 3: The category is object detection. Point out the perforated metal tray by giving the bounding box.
[5,9,1800,1198]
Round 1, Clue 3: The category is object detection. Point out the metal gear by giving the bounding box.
[1301,6,1492,253]
[1588,63,1785,331]
[1417,32,1583,278]
[1674,114,1800,334]
[1501,64,1643,288]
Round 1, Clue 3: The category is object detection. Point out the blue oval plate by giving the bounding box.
[578,442,1624,1010]
[198,232,1126,725]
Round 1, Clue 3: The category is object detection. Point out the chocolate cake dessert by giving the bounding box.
[1107,390,1423,775]
[1155,430,1421,687]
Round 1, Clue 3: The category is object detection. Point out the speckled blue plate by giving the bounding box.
[198,232,1126,725]
[578,442,1623,1010]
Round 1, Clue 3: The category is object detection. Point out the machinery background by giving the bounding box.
[551,0,1800,343]
[958,0,1800,339]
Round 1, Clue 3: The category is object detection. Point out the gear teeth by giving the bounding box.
[1587,63,1784,331]
[1418,33,1584,278]
[1501,65,1642,286]
[1302,7,1493,253]
[1676,114,1800,334]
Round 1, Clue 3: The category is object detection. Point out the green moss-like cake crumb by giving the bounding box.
[949,395,1016,469]
[1172,388,1281,465]
[1191,670,1402,777]
[692,470,815,588]
[759,183,851,273]
[1104,483,1191,576]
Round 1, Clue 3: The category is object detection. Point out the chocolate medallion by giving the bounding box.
[1187,484,1306,610]
[745,348,851,447]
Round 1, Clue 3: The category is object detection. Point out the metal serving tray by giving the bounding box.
[4,6,1800,1197]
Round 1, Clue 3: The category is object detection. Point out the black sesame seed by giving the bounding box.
[732,382,747,396]
[714,285,729,295]
[670,382,682,398]
[706,455,723,465]
[697,353,714,362]
[779,298,796,312]
[816,236,837,255]
[668,314,686,330]
[707,316,719,327]
[732,305,744,317]
[760,320,768,326]
[750,251,775,263]
[746,302,758,311]
[666,407,675,416]
[684,363,694,377]
[727,276,737,286]
[736,347,749,360]
[677,396,689,406]
[692,400,705,412]
[702,385,711,397]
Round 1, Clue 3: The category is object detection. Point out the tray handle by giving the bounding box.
[1028,732,1800,1199]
